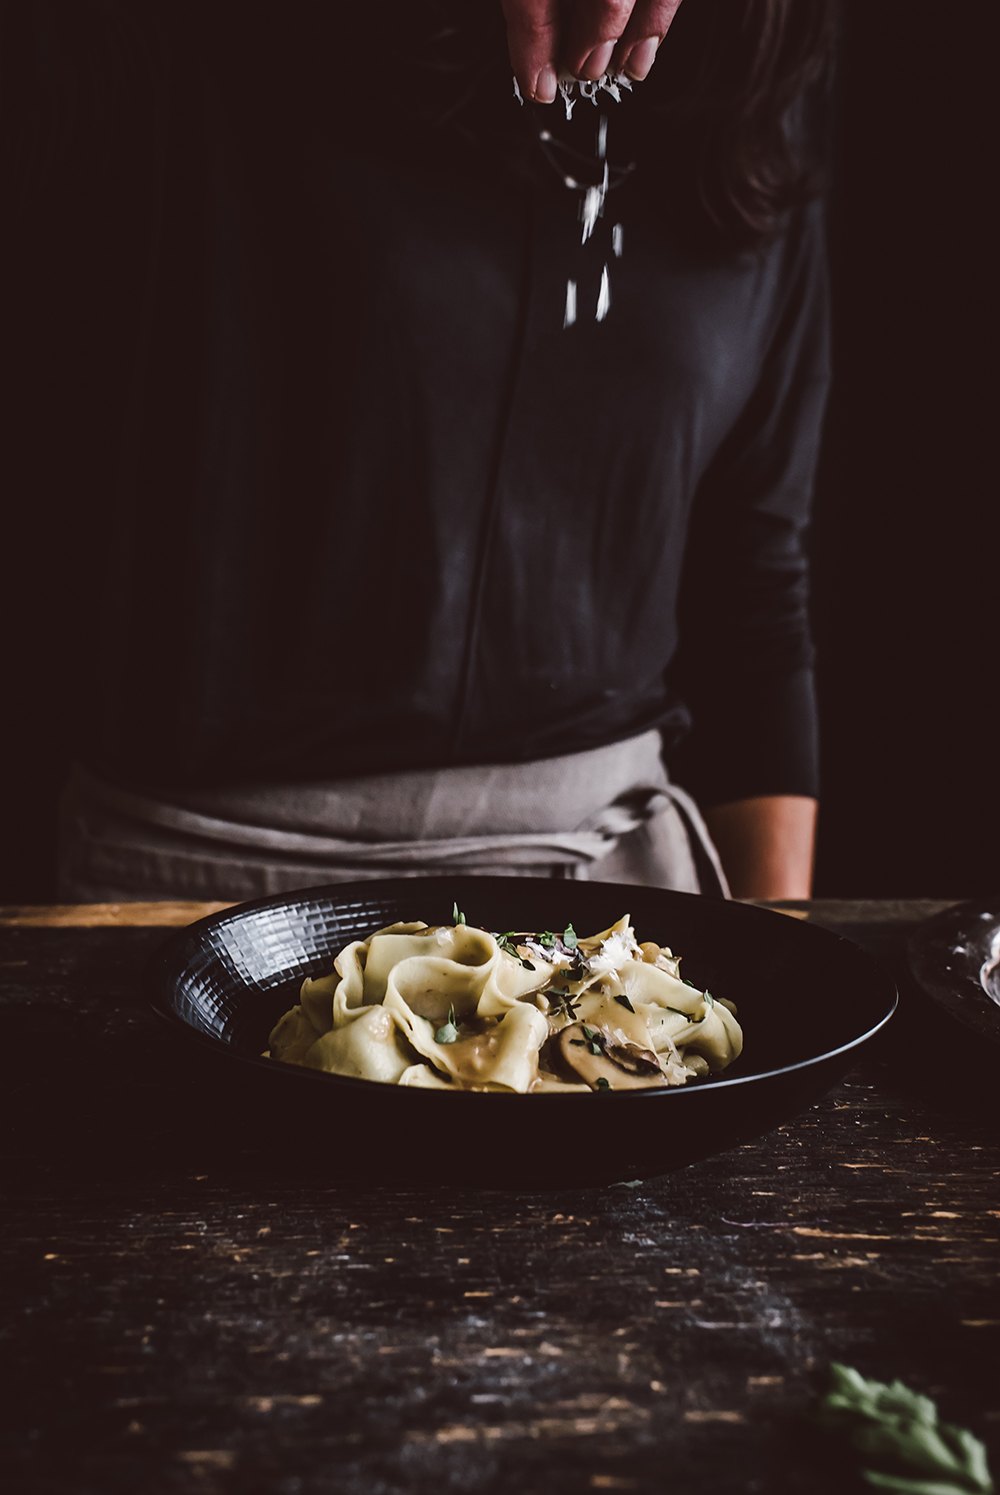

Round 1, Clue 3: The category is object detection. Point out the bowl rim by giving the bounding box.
[145,877,898,1101]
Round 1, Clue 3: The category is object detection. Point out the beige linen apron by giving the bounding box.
[57,730,730,902]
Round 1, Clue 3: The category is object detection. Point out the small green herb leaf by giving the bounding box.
[452,903,466,926]
[435,1005,459,1044]
[595,1077,612,1090]
[563,924,578,950]
[667,999,706,1022]
[615,993,636,1014]
[581,1025,603,1056]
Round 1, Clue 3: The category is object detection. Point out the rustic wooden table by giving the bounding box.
[1,899,997,1495]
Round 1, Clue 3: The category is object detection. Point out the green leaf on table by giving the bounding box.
[863,1475,991,1494]
[813,1364,993,1495]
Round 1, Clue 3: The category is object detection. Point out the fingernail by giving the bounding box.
[624,36,660,82]
[579,41,616,81]
[534,64,557,104]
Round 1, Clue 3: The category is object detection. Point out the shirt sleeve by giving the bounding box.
[666,198,831,807]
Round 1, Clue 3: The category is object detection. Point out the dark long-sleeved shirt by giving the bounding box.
[7,4,830,806]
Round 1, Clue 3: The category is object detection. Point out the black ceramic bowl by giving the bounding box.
[146,877,896,1188]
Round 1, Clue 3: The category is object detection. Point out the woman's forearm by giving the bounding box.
[702,795,817,900]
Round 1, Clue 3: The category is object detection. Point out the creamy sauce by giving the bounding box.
[443,1025,502,1081]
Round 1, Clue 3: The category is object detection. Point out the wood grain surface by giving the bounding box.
[0,897,962,928]
[0,901,237,927]
[0,907,997,1494]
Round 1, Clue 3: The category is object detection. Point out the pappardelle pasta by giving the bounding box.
[267,911,742,1094]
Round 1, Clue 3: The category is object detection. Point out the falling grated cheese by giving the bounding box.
[596,264,611,322]
[515,75,632,331]
[556,71,632,121]
[580,161,610,244]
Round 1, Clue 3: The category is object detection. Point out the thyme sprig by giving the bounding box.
[496,924,582,971]
[496,932,535,970]
[548,988,582,1020]
[578,1025,604,1056]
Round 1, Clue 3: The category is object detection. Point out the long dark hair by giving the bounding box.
[394,0,837,249]
[648,0,837,245]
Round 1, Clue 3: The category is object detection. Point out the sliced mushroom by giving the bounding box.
[555,1023,666,1091]
[605,1042,664,1076]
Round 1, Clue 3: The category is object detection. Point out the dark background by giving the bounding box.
[3,0,996,902]
[809,0,995,897]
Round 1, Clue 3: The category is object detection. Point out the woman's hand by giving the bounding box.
[501,0,684,104]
